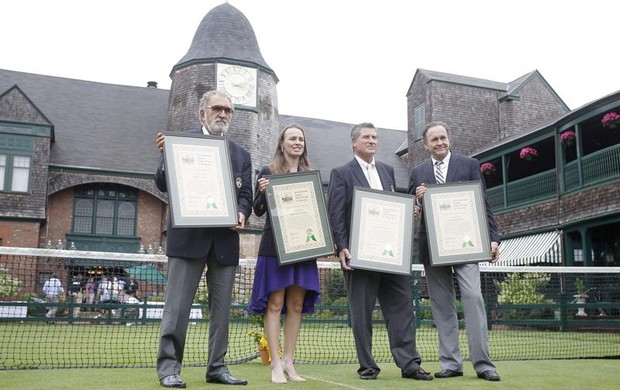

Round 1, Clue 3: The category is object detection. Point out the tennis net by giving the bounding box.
[0,246,618,369]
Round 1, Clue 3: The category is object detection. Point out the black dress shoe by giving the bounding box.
[477,370,501,381]
[402,367,433,381]
[435,369,464,378]
[206,372,248,385]
[160,374,186,388]
[358,368,379,380]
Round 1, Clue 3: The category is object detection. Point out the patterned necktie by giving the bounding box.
[435,160,445,184]
[366,163,379,189]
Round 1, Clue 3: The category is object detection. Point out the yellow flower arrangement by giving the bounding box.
[247,328,268,350]
[248,314,273,364]
[247,314,268,351]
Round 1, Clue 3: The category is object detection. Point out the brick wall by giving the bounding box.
[494,182,620,236]
[559,183,620,224]
[44,188,74,246]
[0,221,40,247]
[136,191,166,251]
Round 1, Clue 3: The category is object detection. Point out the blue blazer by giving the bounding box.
[328,158,396,253]
[252,166,279,256]
[154,129,253,264]
[408,153,500,265]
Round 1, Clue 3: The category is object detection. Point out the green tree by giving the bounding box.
[0,267,22,298]
[496,272,555,319]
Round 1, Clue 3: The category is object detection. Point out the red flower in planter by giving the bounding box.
[519,146,538,161]
[560,130,576,145]
[601,112,620,129]
[480,162,496,176]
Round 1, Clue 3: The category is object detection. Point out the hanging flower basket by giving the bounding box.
[601,112,620,129]
[519,146,539,161]
[480,162,496,176]
[560,130,576,147]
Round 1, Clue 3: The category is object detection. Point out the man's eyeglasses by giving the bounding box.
[207,105,234,115]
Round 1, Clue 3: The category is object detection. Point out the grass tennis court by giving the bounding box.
[1,359,619,389]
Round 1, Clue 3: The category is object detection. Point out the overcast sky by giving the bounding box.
[3,0,619,130]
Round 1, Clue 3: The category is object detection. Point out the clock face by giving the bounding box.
[216,63,257,107]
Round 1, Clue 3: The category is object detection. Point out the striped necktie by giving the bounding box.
[435,160,445,184]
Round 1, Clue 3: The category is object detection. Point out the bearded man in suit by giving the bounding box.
[327,122,432,381]
[154,90,252,388]
[408,121,501,382]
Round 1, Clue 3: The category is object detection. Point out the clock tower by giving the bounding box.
[216,63,258,108]
[167,3,280,252]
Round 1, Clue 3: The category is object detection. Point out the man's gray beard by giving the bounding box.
[209,121,229,136]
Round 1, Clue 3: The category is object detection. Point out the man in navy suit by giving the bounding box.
[328,123,432,381]
[408,121,501,382]
[154,91,252,387]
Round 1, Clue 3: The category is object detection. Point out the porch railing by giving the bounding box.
[489,144,620,212]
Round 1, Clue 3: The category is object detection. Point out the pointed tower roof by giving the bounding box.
[172,3,273,75]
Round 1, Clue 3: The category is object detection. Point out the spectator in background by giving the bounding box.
[110,277,121,301]
[43,274,64,318]
[99,277,111,302]
[85,278,96,311]
[126,278,139,298]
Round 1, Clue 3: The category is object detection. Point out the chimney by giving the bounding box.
[147,81,158,88]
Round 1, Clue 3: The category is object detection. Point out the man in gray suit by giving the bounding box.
[328,123,432,381]
[154,91,252,387]
[408,121,501,382]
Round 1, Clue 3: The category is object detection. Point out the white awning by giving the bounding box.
[482,230,562,266]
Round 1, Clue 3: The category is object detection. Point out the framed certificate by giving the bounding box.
[423,181,492,266]
[163,133,238,227]
[265,170,335,265]
[349,187,414,275]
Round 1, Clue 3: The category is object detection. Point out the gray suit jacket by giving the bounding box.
[408,153,500,265]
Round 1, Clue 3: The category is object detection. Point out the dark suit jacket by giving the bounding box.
[408,153,500,265]
[328,158,396,253]
[253,166,278,256]
[154,129,252,264]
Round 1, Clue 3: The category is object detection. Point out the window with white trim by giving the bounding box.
[414,104,426,140]
[0,154,31,192]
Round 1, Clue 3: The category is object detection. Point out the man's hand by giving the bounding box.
[490,241,500,263]
[339,248,352,271]
[156,132,165,153]
[415,183,427,202]
[231,212,246,232]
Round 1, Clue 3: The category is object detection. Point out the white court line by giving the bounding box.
[304,375,367,390]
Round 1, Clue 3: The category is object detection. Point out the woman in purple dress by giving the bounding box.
[249,124,320,383]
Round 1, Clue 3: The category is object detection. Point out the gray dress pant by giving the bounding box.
[424,262,495,374]
[345,269,423,376]
[157,252,236,379]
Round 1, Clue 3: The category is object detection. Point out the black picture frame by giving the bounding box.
[349,187,415,275]
[265,170,335,265]
[423,181,492,266]
[163,133,238,227]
